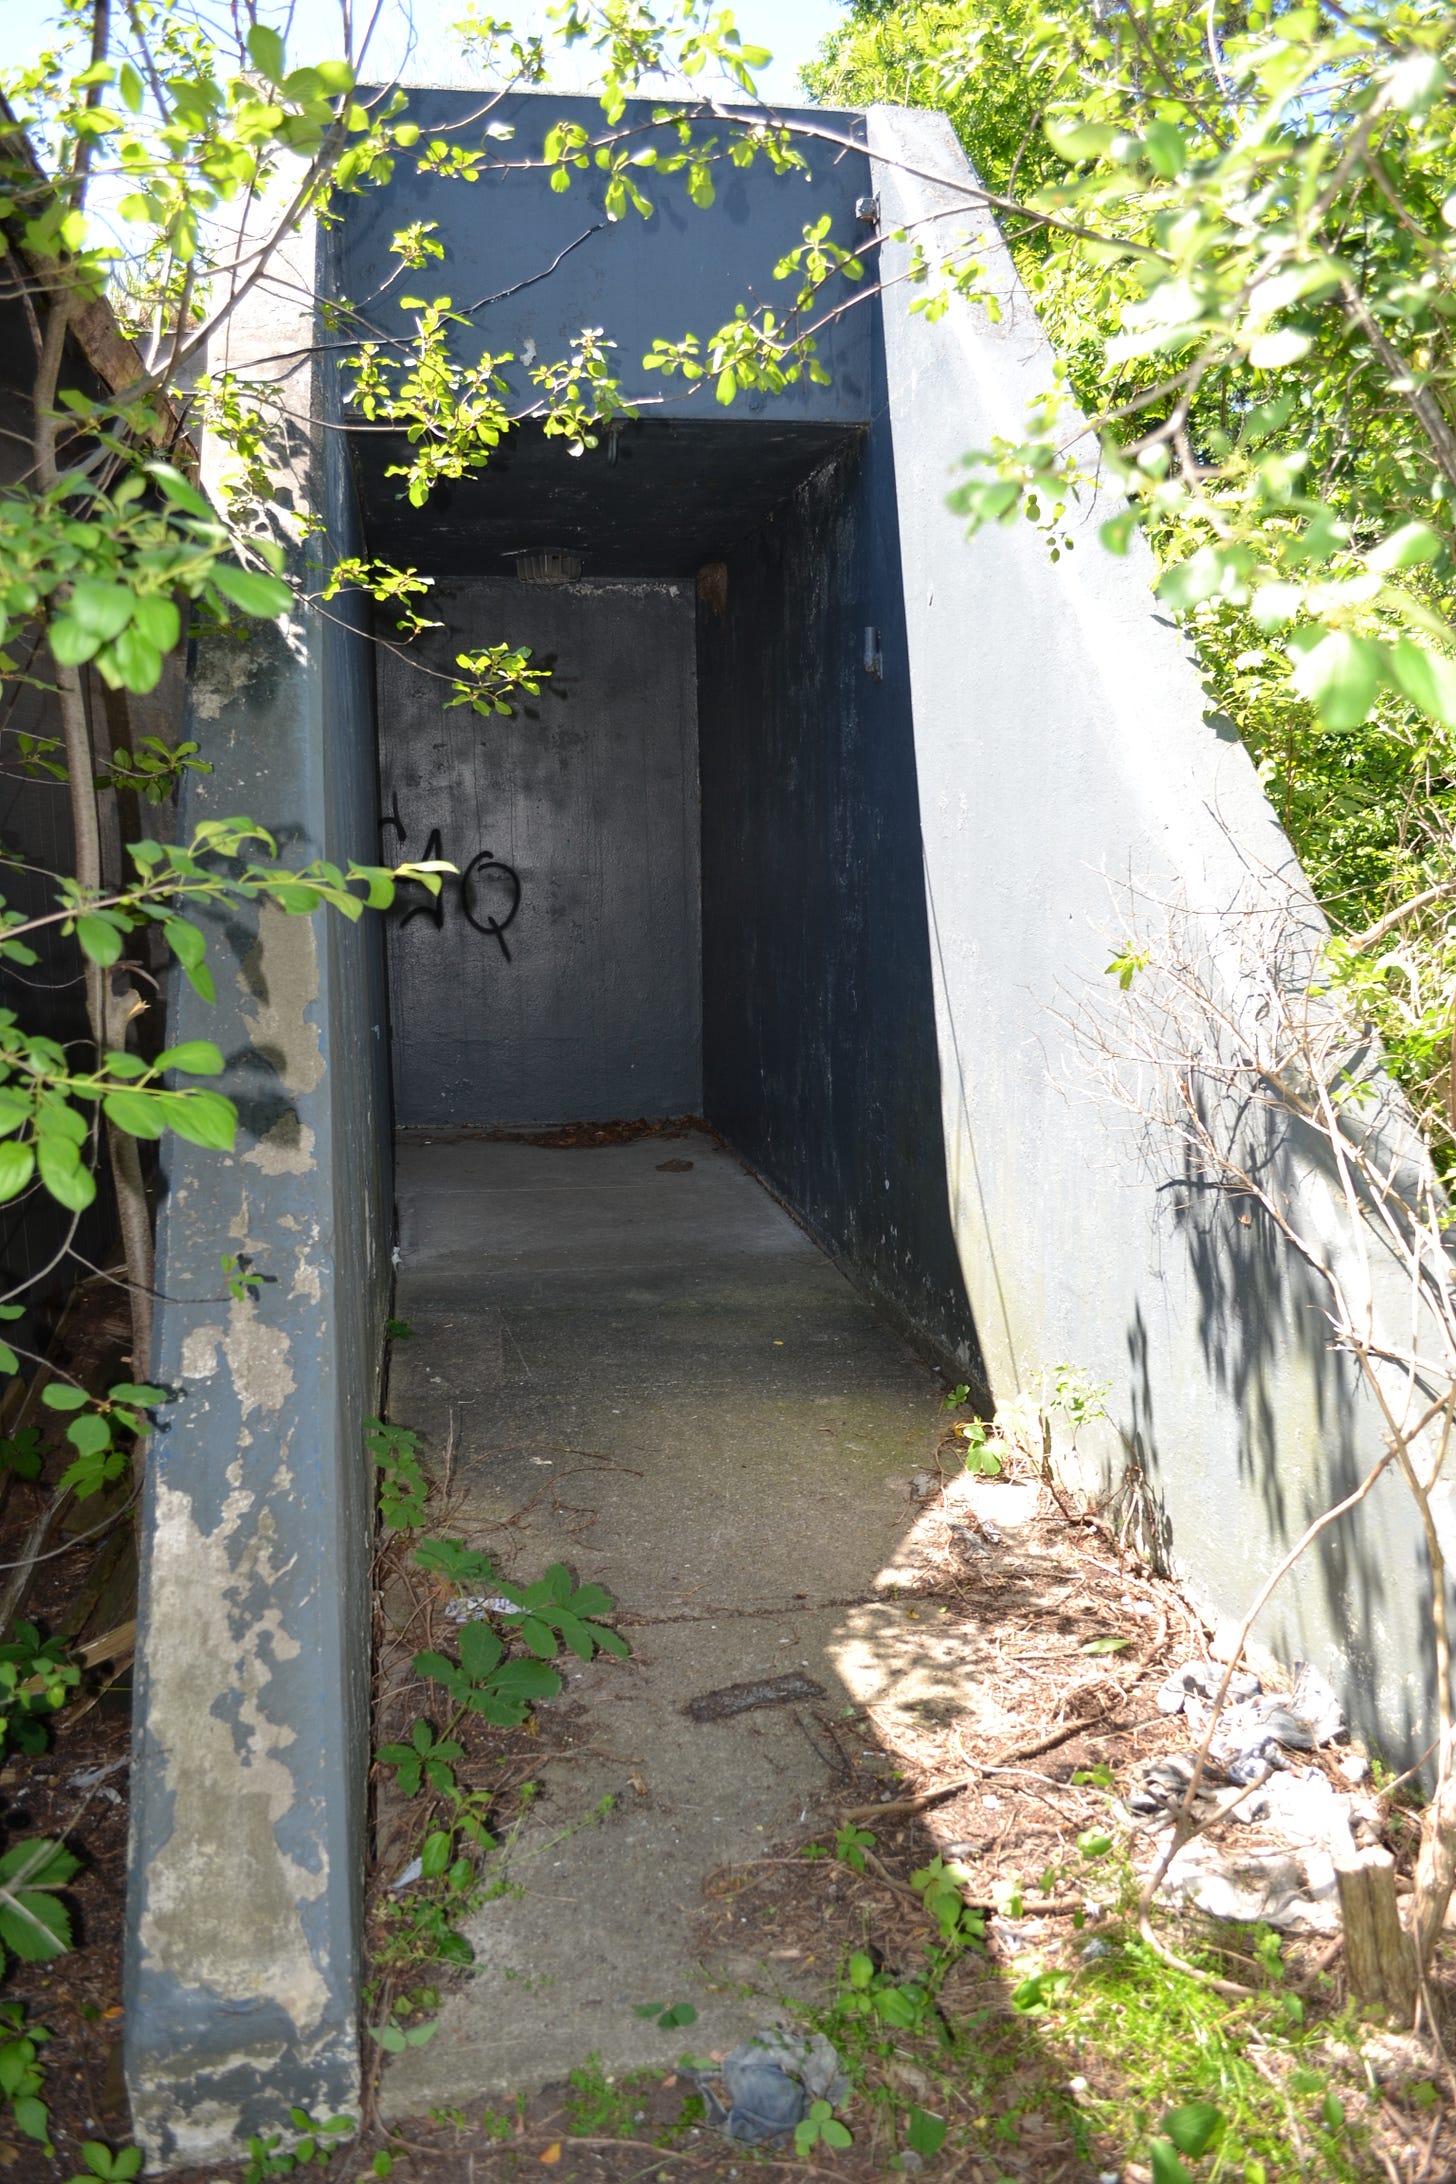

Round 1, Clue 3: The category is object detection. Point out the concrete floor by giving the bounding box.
[380,1135,948,2115]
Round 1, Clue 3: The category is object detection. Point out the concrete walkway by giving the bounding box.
[380,1135,947,2116]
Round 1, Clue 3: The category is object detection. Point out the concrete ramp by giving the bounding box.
[380,1135,944,2109]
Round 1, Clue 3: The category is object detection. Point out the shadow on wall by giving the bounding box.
[1120,1056,1428,1763]
[698,352,987,1398]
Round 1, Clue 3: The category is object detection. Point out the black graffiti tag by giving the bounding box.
[381,797,521,961]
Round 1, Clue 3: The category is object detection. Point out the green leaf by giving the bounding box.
[456,1621,504,1680]
[147,463,214,520]
[906,2106,947,2157]
[102,1091,166,1140]
[490,1658,561,1701]
[1386,640,1456,730]
[65,1413,111,1458]
[108,1384,169,1405]
[1249,328,1312,368]
[156,1041,224,1076]
[108,625,163,695]
[246,21,287,83]
[34,1133,95,1212]
[1045,117,1118,162]
[157,1091,237,1151]
[129,598,180,656]
[1150,2141,1193,2184]
[0,1889,71,1962]
[0,1141,34,1200]
[67,583,133,641]
[1081,1635,1130,1654]
[209,563,291,619]
[1141,122,1185,176]
[1162,2104,1222,2158]
[42,1384,88,1412]
[75,917,124,967]
[12,2092,51,2145]
[1369,522,1444,573]
[1287,629,1385,730]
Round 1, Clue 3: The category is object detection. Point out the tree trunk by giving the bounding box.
[1336,1842,1419,2022]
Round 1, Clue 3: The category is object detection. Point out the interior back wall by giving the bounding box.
[377,577,701,1128]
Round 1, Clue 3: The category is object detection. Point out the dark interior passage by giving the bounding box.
[371,414,987,1391]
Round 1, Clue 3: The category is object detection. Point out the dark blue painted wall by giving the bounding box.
[697,359,985,1385]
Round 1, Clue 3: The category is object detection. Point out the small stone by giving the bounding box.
[899,2153,924,2175]
[911,1473,934,1497]
[1339,1751,1371,1785]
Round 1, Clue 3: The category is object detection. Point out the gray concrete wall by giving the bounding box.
[866,106,1435,1756]
[378,577,701,1126]
[125,208,390,2165]
[698,418,984,1382]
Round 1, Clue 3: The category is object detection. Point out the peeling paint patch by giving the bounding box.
[238,905,326,1097]
[137,1478,330,2032]
[182,1325,223,1380]
[223,1298,296,1419]
[244,1114,318,1176]
[190,646,254,722]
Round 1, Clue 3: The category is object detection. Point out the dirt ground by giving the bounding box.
[4,1292,1456,2182]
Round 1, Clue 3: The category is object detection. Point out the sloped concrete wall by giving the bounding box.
[124,208,390,2165]
[865,106,1435,1754]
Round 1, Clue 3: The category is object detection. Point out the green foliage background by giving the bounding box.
[805,0,1456,1175]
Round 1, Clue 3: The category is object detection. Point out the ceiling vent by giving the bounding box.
[514,550,582,584]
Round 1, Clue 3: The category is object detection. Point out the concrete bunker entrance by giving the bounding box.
[363,419,997,2104]
[367,414,983,1396]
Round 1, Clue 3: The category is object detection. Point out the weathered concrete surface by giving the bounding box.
[866,105,1439,1759]
[125,200,389,2164]
[378,578,702,1128]
[380,1135,946,2112]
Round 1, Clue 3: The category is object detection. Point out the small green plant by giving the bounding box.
[95,736,211,804]
[385,1318,414,1340]
[1105,946,1151,991]
[563,2057,658,2138]
[413,1619,562,1726]
[368,1417,430,1532]
[633,2000,698,2029]
[834,1823,875,1873]
[794,2099,851,2156]
[40,1378,171,1499]
[223,1253,265,1301]
[368,2015,438,2055]
[0,1836,79,1964]
[242,2111,353,2179]
[910,1857,986,1948]
[842,1951,937,2035]
[65,2145,143,2184]
[0,2003,51,2154]
[0,1627,80,1755]
[376,1718,463,1797]
[941,1382,971,1411]
[955,1418,1002,1476]
[0,1427,41,1480]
